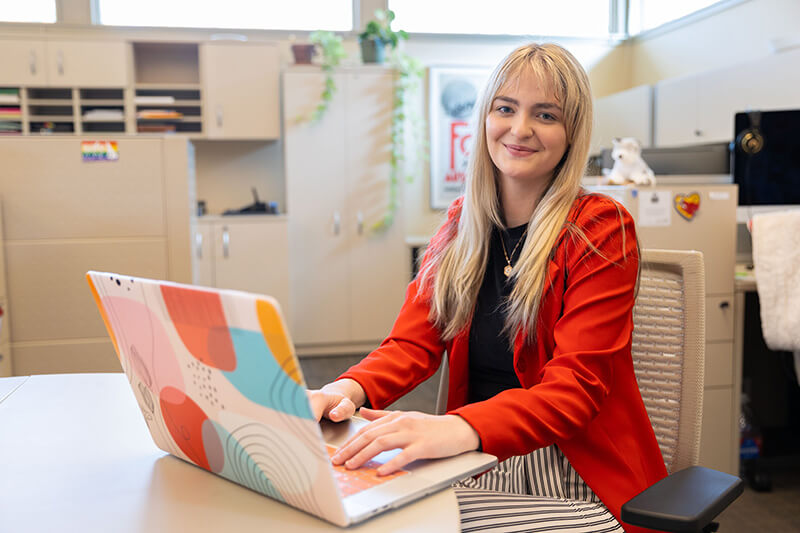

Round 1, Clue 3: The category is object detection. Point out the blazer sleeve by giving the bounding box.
[336,198,463,409]
[451,197,640,460]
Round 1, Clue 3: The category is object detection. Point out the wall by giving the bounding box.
[627,0,800,87]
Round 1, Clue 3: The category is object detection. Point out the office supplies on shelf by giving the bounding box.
[222,187,271,215]
[134,95,176,105]
[136,110,184,120]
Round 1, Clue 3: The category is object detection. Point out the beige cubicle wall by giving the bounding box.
[0,137,195,375]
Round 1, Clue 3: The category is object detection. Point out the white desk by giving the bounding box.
[0,373,461,532]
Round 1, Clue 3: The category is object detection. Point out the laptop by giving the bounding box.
[86,271,497,527]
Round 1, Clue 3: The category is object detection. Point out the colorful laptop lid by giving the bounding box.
[86,271,349,525]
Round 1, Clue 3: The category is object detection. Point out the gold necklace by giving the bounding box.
[499,228,528,277]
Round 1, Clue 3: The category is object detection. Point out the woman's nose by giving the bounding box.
[510,116,533,138]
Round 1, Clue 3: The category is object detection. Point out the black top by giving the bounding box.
[468,223,527,403]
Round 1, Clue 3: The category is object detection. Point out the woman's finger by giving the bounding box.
[332,417,402,464]
[376,446,420,476]
[328,396,356,422]
[357,407,390,420]
[342,432,410,470]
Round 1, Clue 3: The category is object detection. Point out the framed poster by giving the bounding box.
[429,66,492,209]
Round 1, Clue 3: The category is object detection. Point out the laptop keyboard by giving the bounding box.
[326,445,408,497]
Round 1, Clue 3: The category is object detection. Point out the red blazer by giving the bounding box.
[339,193,668,532]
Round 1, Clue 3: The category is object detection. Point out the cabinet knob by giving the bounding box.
[216,106,223,128]
[332,212,341,236]
[694,129,702,137]
[195,232,203,260]
[719,301,730,310]
[222,227,230,258]
[357,211,364,235]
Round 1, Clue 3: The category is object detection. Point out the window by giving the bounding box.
[388,0,610,38]
[628,0,725,35]
[0,0,56,23]
[97,0,352,31]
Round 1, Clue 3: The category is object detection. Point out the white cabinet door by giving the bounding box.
[46,41,129,87]
[592,84,653,153]
[747,48,800,112]
[696,67,752,144]
[212,220,289,313]
[654,75,698,147]
[201,43,280,139]
[0,40,47,85]
[344,71,409,342]
[284,70,350,345]
[193,222,214,288]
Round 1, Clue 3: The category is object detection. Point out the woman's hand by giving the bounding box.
[307,379,366,423]
[331,408,481,475]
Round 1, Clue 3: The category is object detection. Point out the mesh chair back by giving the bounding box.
[634,249,705,474]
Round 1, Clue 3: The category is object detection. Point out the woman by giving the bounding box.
[309,43,667,532]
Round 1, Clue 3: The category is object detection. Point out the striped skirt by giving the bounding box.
[453,445,624,532]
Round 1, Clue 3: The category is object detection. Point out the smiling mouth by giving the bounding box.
[504,143,537,155]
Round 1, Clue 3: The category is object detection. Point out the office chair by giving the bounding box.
[434,249,743,532]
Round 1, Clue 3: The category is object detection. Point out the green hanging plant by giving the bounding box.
[296,30,346,123]
[372,46,427,232]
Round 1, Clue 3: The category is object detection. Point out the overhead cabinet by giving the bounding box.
[654,48,800,147]
[283,67,409,352]
[0,39,129,87]
[0,40,47,86]
[201,43,280,139]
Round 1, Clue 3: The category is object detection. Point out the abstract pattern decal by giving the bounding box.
[256,298,303,385]
[86,272,348,526]
[160,285,237,372]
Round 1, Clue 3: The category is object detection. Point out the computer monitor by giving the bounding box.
[733,109,800,208]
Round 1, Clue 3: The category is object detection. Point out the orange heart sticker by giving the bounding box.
[674,193,701,220]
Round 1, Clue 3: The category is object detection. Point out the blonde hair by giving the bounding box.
[418,43,596,342]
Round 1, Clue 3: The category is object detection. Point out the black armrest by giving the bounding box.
[621,466,744,532]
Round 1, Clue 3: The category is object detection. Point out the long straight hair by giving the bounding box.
[418,43,596,342]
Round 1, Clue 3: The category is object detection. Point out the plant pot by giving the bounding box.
[291,44,316,64]
[360,39,386,64]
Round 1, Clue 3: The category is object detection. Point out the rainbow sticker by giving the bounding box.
[81,140,119,162]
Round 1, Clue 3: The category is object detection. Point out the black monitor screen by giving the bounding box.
[733,109,800,206]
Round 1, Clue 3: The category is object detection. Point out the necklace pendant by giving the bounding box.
[504,264,513,277]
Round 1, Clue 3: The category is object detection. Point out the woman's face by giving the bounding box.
[485,70,568,189]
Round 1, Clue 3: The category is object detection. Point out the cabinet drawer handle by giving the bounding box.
[333,212,341,236]
[216,106,223,128]
[357,211,364,235]
[222,227,230,258]
[719,301,730,309]
[29,50,37,75]
[195,232,203,260]
[57,50,64,76]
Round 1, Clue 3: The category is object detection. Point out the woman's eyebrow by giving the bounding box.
[492,96,561,111]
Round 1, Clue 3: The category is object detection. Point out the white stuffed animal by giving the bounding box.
[602,137,656,186]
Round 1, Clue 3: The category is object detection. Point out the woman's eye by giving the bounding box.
[496,105,513,114]
[538,112,557,121]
